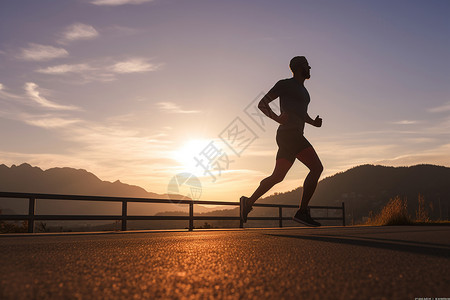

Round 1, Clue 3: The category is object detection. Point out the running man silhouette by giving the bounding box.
[240,56,323,227]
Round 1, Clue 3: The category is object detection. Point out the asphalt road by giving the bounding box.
[0,226,449,300]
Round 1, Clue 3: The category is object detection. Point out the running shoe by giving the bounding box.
[292,208,321,227]
[240,196,253,223]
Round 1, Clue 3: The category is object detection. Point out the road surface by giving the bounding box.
[0,226,449,299]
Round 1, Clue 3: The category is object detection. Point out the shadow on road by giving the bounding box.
[266,233,450,258]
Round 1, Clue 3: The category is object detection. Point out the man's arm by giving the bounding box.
[305,113,322,127]
[258,93,287,124]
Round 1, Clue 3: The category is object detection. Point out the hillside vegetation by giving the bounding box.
[260,164,450,224]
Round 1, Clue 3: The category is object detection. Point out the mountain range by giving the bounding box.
[1,163,449,230]
[0,163,194,216]
[155,164,450,228]
[259,164,450,224]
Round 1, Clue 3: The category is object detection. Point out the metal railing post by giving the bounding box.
[189,202,194,231]
[239,197,244,228]
[28,197,35,233]
[342,202,346,226]
[121,200,127,231]
[279,207,283,228]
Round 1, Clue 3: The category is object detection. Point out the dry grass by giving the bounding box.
[365,194,448,226]
[415,194,430,222]
[365,196,412,226]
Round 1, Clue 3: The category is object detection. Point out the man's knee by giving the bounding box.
[274,174,285,184]
[312,162,323,177]
[317,162,324,174]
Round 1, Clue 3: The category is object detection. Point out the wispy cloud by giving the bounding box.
[35,65,116,83]
[0,83,24,100]
[156,102,200,114]
[0,118,175,194]
[428,101,450,113]
[59,23,99,44]
[34,57,161,83]
[36,64,93,74]
[57,120,175,188]
[375,143,450,167]
[390,120,418,125]
[18,43,68,61]
[111,58,159,73]
[91,0,153,6]
[24,116,81,128]
[24,82,80,111]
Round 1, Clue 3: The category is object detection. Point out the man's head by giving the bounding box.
[289,56,311,79]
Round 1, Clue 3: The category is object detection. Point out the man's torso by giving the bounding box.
[269,78,310,132]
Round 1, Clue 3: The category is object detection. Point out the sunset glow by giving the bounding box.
[172,139,210,170]
[0,1,449,201]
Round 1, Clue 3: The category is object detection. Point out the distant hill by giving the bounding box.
[260,164,450,223]
[156,164,450,227]
[0,163,198,216]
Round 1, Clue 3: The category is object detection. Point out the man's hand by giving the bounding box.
[313,115,322,127]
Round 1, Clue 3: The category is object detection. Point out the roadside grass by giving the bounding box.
[365,194,448,226]
[365,196,413,225]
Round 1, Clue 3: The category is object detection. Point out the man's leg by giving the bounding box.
[296,146,323,212]
[247,158,293,207]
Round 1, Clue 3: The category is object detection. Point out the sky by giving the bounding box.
[1,0,449,202]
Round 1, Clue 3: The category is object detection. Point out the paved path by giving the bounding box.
[1,226,449,299]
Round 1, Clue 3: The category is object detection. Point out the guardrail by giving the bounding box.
[0,192,345,233]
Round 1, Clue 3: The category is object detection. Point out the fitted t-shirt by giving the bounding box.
[267,77,310,132]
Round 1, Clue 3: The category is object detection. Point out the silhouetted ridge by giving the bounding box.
[260,164,450,222]
[0,163,188,216]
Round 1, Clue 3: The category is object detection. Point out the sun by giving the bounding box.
[172,139,210,171]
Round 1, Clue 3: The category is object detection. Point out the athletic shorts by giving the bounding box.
[276,129,312,163]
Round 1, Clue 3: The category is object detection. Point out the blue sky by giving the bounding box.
[1,0,449,201]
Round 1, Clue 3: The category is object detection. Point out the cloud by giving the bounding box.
[428,102,450,113]
[111,58,159,73]
[24,82,80,111]
[0,120,176,195]
[374,143,450,167]
[59,23,99,44]
[18,43,69,61]
[391,120,418,125]
[0,83,24,100]
[91,0,153,6]
[36,65,116,83]
[24,116,81,128]
[33,57,162,84]
[36,64,93,74]
[156,102,200,114]
[51,118,175,187]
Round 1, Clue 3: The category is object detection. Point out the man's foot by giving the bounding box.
[240,196,253,223]
[292,209,321,227]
